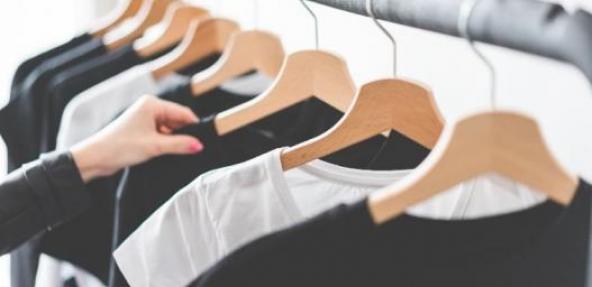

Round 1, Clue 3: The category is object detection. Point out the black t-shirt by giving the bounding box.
[10,33,93,101]
[0,38,107,171]
[109,83,430,286]
[190,179,592,287]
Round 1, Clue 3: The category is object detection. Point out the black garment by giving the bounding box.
[4,38,107,287]
[35,55,222,284]
[0,38,106,171]
[190,179,592,287]
[110,87,429,286]
[0,152,87,255]
[10,33,93,101]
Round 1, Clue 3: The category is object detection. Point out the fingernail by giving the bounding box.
[189,141,204,153]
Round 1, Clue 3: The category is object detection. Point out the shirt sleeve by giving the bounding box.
[0,151,89,255]
[113,176,220,287]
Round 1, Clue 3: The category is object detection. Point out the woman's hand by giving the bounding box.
[71,96,204,182]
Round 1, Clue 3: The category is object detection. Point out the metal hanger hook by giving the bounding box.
[299,0,320,49]
[365,0,397,77]
[458,0,497,109]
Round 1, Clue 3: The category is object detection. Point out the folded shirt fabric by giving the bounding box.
[189,179,592,287]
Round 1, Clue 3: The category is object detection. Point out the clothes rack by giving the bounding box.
[307,0,592,83]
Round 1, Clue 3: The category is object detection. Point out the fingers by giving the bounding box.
[155,135,204,156]
[152,97,199,128]
[159,125,173,134]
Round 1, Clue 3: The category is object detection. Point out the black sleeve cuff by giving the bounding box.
[24,151,90,231]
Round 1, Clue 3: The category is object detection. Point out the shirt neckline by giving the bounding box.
[265,148,413,221]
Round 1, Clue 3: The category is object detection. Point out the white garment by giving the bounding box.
[56,65,159,149]
[113,148,545,287]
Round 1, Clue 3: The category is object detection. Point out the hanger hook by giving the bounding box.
[458,0,497,109]
[365,0,397,77]
[299,0,320,49]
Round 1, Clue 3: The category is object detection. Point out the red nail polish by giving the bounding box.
[189,142,204,153]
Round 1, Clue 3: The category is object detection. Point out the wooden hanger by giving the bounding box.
[149,18,240,80]
[280,79,444,170]
[134,4,210,58]
[279,0,444,171]
[190,30,285,96]
[104,0,177,51]
[367,0,578,225]
[214,50,356,135]
[90,0,145,38]
[368,111,579,224]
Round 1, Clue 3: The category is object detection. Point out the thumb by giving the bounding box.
[155,135,204,156]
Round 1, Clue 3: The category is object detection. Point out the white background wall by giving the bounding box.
[1,0,592,285]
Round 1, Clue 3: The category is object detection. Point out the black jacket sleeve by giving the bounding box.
[0,151,90,255]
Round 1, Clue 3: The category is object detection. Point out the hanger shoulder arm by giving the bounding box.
[91,0,145,37]
[135,5,210,58]
[105,0,176,51]
[215,79,310,135]
[149,19,240,80]
[191,31,285,96]
[368,111,579,225]
[281,98,393,170]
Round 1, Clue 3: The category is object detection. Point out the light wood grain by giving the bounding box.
[190,30,285,96]
[281,79,444,170]
[104,0,176,51]
[368,111,579,224]
[149,18,240,80]
[135,5,209,58]
[90,0,145,38]
[214,50,356,135]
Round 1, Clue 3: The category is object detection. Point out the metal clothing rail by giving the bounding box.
[307,0,592,83]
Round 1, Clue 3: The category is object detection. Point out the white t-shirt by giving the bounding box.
[114,148,544,287]
[56,65,159,149]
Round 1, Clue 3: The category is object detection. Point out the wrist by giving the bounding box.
[71,140,113,183]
